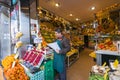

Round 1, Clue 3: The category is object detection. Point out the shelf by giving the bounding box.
[66,51,79,67]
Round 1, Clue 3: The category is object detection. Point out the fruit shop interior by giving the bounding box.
[0,0,120,80]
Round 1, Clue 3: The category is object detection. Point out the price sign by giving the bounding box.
[12,61,16,68]
[34,37,42,43]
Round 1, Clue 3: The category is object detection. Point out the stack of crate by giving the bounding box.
[44,60,54,80]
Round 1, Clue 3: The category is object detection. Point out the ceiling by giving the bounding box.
[39,0,120,23]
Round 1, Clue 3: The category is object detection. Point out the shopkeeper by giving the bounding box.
[54,28,71,80]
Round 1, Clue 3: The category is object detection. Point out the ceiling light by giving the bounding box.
[39,11,42,14]
[69,14,73,16]
[76,18,79,21]
[37,7,39,9]
[55,3,60,7]
[91,6,95,10]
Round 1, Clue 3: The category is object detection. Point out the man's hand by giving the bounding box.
[55,49,60,54]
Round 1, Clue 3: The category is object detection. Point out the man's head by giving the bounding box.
[55,28,63,39]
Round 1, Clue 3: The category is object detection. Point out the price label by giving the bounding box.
[14,52,19,59]
[12,61,16,68]
[14,47,18,53]
[34,37,42,43]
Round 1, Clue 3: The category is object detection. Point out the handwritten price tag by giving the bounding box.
[12,61,16,68]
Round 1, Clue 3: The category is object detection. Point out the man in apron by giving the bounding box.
[54,28,71,80]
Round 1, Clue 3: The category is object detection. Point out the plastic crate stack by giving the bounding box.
[44,60,54,80]
[27,70,44,80]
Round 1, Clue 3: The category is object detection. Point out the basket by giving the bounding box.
[26,70,44,80]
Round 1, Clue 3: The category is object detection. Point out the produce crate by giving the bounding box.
[45,60,53,69]
[26,70,44,80]
[45,70,54,80]
[44,60,54,80]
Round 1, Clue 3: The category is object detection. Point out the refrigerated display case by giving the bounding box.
[11,2,20,53]
[0,4,11,60]
[0,1,20,60]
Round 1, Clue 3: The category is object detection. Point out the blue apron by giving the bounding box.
[53,40,65,73]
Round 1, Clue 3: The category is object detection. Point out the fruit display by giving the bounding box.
[89,65,109,80]
[91,65,110,75]
[4,61,29,80]
[71,41,84,47]
[89,51,96,58]
[82,28,95,36]
[41,29,55,43]
[71,36,84,47]
[1,54,15,69]
[97,38,117,51]
[67,48,78,57]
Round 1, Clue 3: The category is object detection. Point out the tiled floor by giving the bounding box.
[67,48,95,80]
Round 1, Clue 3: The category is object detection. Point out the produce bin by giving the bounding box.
[44,60,54,80]
[26,70,44,80]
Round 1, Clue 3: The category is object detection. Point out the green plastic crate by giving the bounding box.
[45,70,54,80]
[27,70,44,80]
[45,60,53,68]
[44,60,54,80]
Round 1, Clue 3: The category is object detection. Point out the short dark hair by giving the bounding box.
[55,28,62,33]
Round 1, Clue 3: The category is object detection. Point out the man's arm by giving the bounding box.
[59,38,71,54]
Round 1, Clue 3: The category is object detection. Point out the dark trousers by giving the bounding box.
[54,63,66,80]
[59,67,66,80]
[54,69,66,80]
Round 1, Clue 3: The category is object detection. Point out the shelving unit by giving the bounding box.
[66,49,79,67]
[88,35,96,49]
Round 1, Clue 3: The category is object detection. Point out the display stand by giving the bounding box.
[96,50,120,66]
[66,49,79,67]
